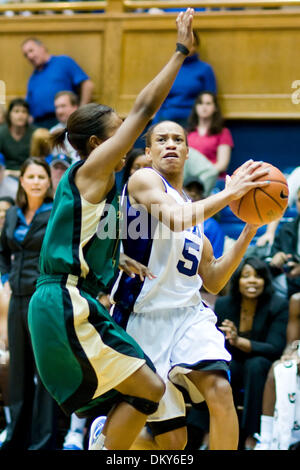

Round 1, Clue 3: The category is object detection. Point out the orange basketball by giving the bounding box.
[229,162,289,225]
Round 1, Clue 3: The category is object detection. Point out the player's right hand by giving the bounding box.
[225,159,270,201]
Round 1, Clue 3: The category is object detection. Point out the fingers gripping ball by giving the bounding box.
[229,162,289,225]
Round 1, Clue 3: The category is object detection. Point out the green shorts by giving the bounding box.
[28,274,154,416]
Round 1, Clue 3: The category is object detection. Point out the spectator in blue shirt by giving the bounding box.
[22,38,94,129]
[151,31,217,128]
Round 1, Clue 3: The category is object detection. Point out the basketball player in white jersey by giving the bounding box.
[110,120,270,450]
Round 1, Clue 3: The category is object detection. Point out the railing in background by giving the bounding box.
[0,1,107,14]
[124,0,300,10]
[1,0,300,15]
[0,0,300,120]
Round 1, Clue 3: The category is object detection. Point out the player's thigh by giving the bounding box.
[115,363,165,401]
[155,427,187,450]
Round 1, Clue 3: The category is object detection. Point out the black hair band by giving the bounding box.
[176,43,190,56]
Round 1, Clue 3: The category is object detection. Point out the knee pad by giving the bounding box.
[122,394,159,415]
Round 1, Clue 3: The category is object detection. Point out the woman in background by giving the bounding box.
[216,256,288,449]
[187,91,233,179]
[122,148,151,187]
[0,98,36,177]
[0,157,56,450]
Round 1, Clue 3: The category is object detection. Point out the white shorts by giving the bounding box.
[126,302,231,424]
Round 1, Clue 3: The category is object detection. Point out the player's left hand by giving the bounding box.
[119,253,156,281]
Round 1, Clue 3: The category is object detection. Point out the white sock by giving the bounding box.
[70,414,86,433]
[4,407,11,425]
[91,433,106,450]
[260,415,273,442]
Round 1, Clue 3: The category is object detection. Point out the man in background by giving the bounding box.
[50,91,79,162]
[22,38,94,129]
[49,154,72,193]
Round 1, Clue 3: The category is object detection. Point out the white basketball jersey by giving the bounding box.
[111,170,204,316]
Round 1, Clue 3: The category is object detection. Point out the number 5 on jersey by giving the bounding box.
[177,238,201,277]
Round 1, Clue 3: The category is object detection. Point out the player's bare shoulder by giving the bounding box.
[128,167,165,193]
[127,168,166,206]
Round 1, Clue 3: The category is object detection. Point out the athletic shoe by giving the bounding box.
[0,428,7,448]
[63,430,85,450]
[88,416,107,450]
[253,433,270,450]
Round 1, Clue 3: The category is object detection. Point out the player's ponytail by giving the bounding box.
[50,127,68,153]
[66,103,114,158]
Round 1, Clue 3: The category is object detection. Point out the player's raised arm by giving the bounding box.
[79,9,195,181]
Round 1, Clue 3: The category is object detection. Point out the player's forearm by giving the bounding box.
[131,52,186,121]
[168,188,234,231]
[204,225,257,293]
[79,79,94,105]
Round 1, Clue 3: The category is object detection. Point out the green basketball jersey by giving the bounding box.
[39,161,120,294]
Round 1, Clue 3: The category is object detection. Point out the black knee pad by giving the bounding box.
[122,394,159,415]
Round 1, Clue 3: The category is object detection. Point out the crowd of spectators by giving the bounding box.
[0,17,299,451]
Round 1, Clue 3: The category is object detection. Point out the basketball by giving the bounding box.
[229,162,289,225]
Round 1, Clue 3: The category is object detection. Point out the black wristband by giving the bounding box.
[176,43,190,56]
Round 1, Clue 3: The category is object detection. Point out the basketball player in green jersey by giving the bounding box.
[28,9,197,451]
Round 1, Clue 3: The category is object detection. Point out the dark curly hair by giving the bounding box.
[229,256,274,304]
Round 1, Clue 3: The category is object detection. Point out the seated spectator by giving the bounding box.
[0,197,15,233]
[22,38,94,128]
[122,148,151,186]
[0,98,36,177]
[187,91,233,179]
[50,91,79,162]
[184,180,224,258]
[30,127,53,164]
[215,257,288,449]
[0,153,18,201]
[0,104,5,125]
[151,31,217,128]
[49,154,72,193]
[183,146,218,197]
[255,298,300,450]
[269,186,300,299]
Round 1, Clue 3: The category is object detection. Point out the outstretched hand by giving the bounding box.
[119,253,156,282]
[225,159,270,201]
[176,8,195,53]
